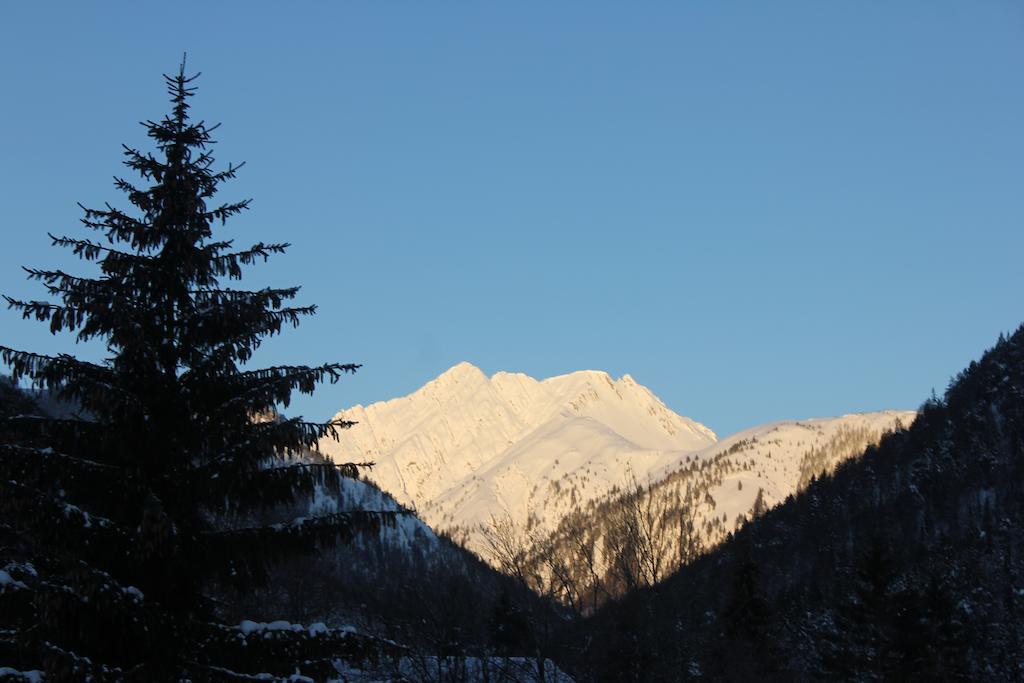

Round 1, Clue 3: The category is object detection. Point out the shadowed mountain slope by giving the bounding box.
[565,324,1024,681]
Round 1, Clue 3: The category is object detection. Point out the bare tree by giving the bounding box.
[481,513,561,683]
[483,513,534,586]
[559,511,609,614]
[674,497,702,572]
[603,470,675,592]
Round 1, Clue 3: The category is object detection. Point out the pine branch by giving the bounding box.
[120,145,166,183]
[209,242,289,280]
[258,416,359,450]
[32,637,129,682]
[191,619,403,681]
[20,267,150,315]
[2,480,121,530]
[0,563,147,612]
[189,286,300,307]
[112,174,155,213]
[188,459,371,480]
[2,415,102,445]
[214,362,360,412]
[191,510,400,592]
[190,461,372,516]
[186,305,318,363]
[206,160,246,189]
[193,419,358,473]
[0,484,137,576]
[0,443,117,472]
[197,239,235,253]
[31,284,145,317]
[0,445,127,520]
[209,510,398,539]
[79,202,158,251]
[236,363,360,383]
[261,460,374,477]
[0,346,108,383]
[23,266,109,293]
[49,233,156,269]
[205,199,251,226]
[3,296,86,334]
[0,346,137,416]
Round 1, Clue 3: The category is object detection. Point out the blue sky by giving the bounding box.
[1,3,1021,437]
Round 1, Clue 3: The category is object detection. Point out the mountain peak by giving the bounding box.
[428,361,487,388]
[439,360,483,379]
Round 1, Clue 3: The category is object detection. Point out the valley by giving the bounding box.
[319,362,913,590]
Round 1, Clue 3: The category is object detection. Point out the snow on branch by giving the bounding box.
[0,443,118,472]
[209,510,398,539]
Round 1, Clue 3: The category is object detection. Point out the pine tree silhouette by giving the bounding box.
[0,60,393,681]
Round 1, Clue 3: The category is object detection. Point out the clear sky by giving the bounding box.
[1,2,1022,437]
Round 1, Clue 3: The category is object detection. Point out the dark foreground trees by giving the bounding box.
[568,325,1024,681]
[0,62,390,681]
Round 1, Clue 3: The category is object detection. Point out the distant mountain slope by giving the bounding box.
[649,411,917,533]
[566,326,1024,681]
[515,410,914,608]
[319,362,716,556]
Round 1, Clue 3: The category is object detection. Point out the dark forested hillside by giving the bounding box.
[566,325,1024,681]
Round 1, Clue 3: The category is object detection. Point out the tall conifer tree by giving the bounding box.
[0,61,389,681]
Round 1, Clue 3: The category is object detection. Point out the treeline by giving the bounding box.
[796,422,895,490]
[482,420,901,617]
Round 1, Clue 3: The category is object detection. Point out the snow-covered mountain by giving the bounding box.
[318,362,716,556]
[319,362,914,572]
[646,410,920,534]
[534,410,918,593]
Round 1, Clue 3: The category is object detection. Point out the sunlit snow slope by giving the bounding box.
[319,362,716,556]
[611,411,918,549]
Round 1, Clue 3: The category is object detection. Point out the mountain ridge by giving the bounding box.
[320,362,911,565]
[320,362,716,554]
